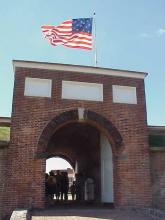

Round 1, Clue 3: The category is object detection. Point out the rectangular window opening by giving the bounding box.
[62,80,103,102]
[24,77,52,98]
[112,85,137,104]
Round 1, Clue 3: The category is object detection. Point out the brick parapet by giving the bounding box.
[0,145,8,220]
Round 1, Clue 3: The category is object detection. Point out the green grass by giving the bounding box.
[0,127,10,141]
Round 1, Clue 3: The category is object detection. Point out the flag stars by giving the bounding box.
[72,18,92,34]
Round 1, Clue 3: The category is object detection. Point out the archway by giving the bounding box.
[37,109,123,206]
[46,156,75,202]
[46,157,73,173]
[37,109,123,156]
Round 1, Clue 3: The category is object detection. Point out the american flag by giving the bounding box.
[41,18,93,50]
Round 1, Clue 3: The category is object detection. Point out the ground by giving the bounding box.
[31,208,151,220]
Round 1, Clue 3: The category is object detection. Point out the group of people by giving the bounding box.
[45,171,85,204]
[45,170,69,202]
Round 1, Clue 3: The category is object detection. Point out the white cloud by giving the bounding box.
[156,28,165,36]
[140,33,150,38]
[140,28,165,38]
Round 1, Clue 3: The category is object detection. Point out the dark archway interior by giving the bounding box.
[47,122,101,201]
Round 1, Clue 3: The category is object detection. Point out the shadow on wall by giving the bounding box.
[152,172,165,210]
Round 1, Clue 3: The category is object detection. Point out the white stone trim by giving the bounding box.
[10,209,29,220]
[24,77,52,98]
[13,60,147,79]
[112,85,137,104]
[62,80,103,102]
[101,133,114,203]
[78,108,85,121]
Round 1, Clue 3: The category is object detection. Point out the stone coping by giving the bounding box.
[150,146,165,151]
[0,140,9,148]
[13,60,147,79]
[0,117,11,127]
[10,209,30,220]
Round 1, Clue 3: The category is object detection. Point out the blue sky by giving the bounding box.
[0,0,165,125]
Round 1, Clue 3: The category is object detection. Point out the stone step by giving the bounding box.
[31,208,151,220]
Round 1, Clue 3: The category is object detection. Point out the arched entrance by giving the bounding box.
[46,156,74,174]
[37,109,123,206]
[46,156,75,202]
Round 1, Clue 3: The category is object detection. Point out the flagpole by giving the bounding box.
[93,12,98,67]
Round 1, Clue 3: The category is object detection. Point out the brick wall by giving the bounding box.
[0,145,8,220]
[150,150,165,210]
[4,64,152,215]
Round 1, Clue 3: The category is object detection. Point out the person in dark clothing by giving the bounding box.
[70,181,76,200]
[55,170,61,201]
[60,172,69,201]
[47,171,56,200]
[75,173,84,201]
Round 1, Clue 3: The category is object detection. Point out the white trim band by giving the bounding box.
[13,60,147,79]
[62,80,103,102]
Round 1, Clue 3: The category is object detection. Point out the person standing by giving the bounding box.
[75,173,84,201]
[70,181,76,200]
[55,170,61,201]
[61,172,69,201]
[47,171,57,202]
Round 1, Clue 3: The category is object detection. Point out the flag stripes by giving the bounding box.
[41,18,92,50]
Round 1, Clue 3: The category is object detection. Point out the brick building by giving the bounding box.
[0,60,165,219]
